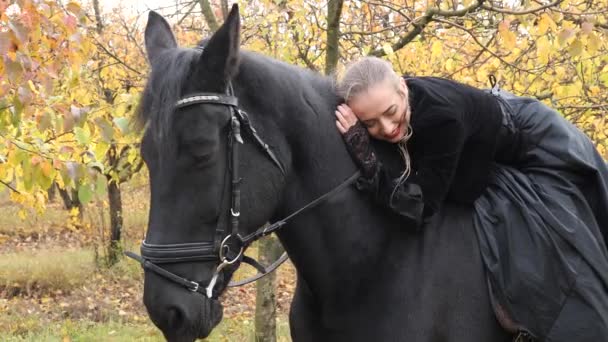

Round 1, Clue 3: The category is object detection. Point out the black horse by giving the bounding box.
[135,5,511,342]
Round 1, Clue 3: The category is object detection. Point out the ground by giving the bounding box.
[0,179,295,341]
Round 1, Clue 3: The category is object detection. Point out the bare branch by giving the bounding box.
[93,38,143,76]
[368,0,486,57]
[178,2,198,25]
[433,18,537,74]
[0,180,20,194]
[481,0,564,15]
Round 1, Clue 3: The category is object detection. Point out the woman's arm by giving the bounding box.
[343,115,466,229]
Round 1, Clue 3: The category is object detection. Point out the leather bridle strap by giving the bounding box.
[125,251,208,294]
[175,93,238,108]
[239,171,361,246]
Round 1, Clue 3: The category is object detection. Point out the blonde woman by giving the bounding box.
[334,56,608,340]
[335,57,504,227]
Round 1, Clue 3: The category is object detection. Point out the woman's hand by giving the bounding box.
[335,104,378,179]
[335,104,359,134]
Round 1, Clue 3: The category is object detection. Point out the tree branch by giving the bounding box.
[0,180,20,194]
[368,0,486,57]
[433,18,537,74]
[481,0,564,15]
[93,38,142,76]
[178,2,198,25]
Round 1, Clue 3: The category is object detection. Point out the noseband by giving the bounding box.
[126,77,359,298]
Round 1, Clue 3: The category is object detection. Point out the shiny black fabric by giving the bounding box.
[474,89,608,341]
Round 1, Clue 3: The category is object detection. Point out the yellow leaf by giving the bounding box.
[537,14,550,35]
[28,80,39,94]
[587,32,601,53]
[66,2,82,17]
[536,36,551,64]
[40,160,52,177]
[431,41,442,59]
[568,38,583,57]
[445,58,454,72]
[382,43,394,56]
[498,20,516,49]
[18,209,26,220]
[501,30,516,50]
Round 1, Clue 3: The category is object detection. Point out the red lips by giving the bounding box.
[386,122,402,140]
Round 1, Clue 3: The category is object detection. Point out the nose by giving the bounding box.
[143,273,223,341]
[379,117,396,136]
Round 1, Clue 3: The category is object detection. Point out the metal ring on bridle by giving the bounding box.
[219,234,244,264]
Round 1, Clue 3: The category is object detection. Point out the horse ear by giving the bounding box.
[200,4,241,80]
[144,11,178,66]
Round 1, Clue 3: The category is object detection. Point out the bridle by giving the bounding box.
[126,76,360,298]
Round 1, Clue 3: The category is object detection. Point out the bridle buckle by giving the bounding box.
[189,281,200,293]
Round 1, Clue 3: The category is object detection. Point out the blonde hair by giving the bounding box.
[335,57,403,103]
[334,57,413,203]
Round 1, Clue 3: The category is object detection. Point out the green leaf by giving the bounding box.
[6,60,23,83]
[77,183,94,204]
[95,117,114,142]
[74,127,91,145]
[113,117,130,134]
[95,176,107,196]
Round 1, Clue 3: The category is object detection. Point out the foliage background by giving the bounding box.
[0,0,606,340]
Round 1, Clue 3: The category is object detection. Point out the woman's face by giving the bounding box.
[348,77,409,143]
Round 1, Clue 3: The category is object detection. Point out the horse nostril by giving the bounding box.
[167,306,185,329]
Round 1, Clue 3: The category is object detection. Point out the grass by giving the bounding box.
[0,179,294,341]
[0,204,69,236]
[0,249,95,296]
[0,314,292,341]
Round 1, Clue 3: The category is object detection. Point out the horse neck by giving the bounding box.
[236,54,391,303]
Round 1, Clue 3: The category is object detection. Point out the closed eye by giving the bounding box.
[179,141,217,167]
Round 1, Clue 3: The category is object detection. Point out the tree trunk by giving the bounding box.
[106,179,123,266]
[58,187,84,218]
[92,0,103,33]
[199,0,219,31]
[325,0,344,75]
[47,182,57,202]
[255,235,284,342]
[220,0,229,20]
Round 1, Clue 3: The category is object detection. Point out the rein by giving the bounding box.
[126,79,360,298]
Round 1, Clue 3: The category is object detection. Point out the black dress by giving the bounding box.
[353,76,608,341]
[356,76,504,225]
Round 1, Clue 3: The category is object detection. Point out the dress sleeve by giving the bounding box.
[356,114,466,229]
[407,116,466,216]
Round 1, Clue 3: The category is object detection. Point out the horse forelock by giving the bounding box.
[136,47,203,147]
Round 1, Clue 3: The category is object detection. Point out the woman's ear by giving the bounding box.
[399,77,407,95]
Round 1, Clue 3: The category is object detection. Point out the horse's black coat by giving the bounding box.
[137,6,510,342]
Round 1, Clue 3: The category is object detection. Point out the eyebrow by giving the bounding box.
[382,104,396,116]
